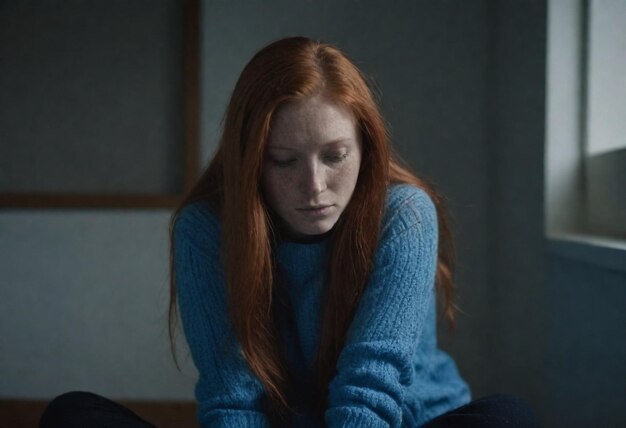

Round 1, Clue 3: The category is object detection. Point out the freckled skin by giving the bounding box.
[261,94,362,238]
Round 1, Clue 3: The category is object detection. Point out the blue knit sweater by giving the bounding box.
[174,184,470,427]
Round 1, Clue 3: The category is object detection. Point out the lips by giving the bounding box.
[298,204,333,211]
[296,205,335,218]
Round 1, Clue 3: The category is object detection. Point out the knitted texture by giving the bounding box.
[174,184,470,428]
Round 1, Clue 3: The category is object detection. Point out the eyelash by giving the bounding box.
[325,153,349,163]
[272,159,296,167]
[271,153,348,167]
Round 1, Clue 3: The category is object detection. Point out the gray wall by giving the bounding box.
[546,249,626,427]
[0,1,185,194]
[0,210,196,399]
[0,1,197,400]
[2,1,625,426]
[486,0,548,415]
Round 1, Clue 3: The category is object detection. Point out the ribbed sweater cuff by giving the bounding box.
[326,407,390,428]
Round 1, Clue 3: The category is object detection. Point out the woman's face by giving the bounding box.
[262,94,362,238]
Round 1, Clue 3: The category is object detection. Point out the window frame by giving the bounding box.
[545,0,626,263]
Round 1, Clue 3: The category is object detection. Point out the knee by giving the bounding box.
[487,393,534,409]
[478,394,539,427]
[39,391,100,427]
[45,390,100,412]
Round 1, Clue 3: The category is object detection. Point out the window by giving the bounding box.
[545,0,626,243]
[583,0,626,237]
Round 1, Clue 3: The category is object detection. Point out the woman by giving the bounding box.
[40,37,537,428]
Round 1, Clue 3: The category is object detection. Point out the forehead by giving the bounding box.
[268,95,358,148]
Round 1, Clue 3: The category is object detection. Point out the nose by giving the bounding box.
[300,160,326,196]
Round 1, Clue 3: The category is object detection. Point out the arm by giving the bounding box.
[325,188,439,428]
[173,202,270,428]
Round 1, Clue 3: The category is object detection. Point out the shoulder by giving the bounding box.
[379,184,438,248]
[173,199,221,257]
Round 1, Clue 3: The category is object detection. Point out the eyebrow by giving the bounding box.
[267,138,353,151]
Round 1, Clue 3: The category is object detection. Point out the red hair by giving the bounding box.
[169,37,457,425]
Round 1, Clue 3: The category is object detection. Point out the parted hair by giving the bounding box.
[168,36,458,425]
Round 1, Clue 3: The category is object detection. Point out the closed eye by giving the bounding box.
[270,157,297,167]
[324,153,348,164]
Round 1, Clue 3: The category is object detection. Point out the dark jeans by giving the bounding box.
[39,391,539,427]
[39,391,155,428]
[421,394,540,427]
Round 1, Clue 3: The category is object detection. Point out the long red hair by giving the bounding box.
[168,37,457,425]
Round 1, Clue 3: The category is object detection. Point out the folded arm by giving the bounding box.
[174,203,270,428]
[325,190,439,428]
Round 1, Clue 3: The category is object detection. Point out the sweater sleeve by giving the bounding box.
[325,187,439,428]
[173,202,270,428]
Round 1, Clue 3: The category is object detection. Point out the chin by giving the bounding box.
[295,219,336,237]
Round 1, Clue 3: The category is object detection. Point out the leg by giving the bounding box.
[422,394,540,428]
[39,391,157,428]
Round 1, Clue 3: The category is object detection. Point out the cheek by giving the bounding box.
[335,159,361,192]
